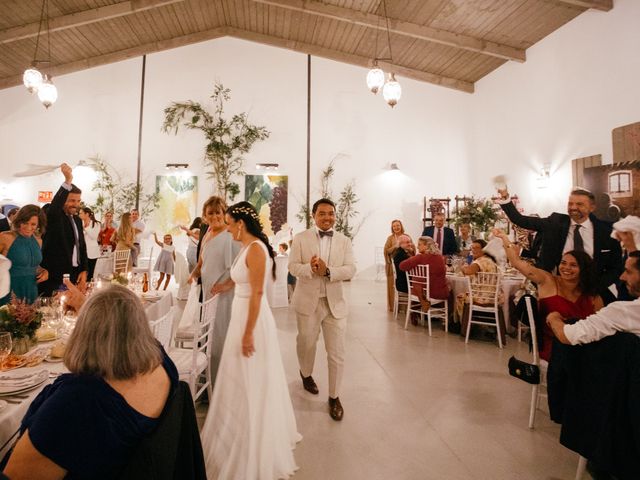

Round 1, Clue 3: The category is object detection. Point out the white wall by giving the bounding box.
[0,36,473,274]
[1,0,638,274]
[470,0,640,216]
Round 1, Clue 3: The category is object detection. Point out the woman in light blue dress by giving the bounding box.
[189,196,240,387]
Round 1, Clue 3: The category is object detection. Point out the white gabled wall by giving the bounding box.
[1,0,638,274]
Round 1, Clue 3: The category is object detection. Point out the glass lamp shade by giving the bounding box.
[366,67,385,94]
[37,76,57,109]
[382,73,402,108]
[23,68,43,93]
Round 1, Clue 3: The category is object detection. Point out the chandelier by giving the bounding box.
[23,0,58,109]
[366,0,401,108]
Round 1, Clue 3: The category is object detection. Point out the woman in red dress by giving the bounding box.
[494,230,602,361]
[399,236,449,312]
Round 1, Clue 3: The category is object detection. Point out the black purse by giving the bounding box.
[508,356,540,385]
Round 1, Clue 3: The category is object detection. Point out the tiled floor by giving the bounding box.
[196,279,585,480]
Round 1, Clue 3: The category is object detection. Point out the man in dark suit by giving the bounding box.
[422,213,458,256]
[38,163,88,296]
[0,208,18,232]
[497,187,622,302]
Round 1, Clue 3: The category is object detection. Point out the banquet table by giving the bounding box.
[446,272,525,332]
[0,289,173,458]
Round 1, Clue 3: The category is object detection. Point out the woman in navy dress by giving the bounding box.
[3,285,180,479]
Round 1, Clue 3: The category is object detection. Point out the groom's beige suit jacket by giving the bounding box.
[288,228,356,318]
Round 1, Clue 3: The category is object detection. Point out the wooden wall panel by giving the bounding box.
[612,122,640,164]
[572,154,602,188]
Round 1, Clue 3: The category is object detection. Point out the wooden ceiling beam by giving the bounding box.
[251,0,525,63]
[225,27,474,93]
[554,0,613,11]
[0,0,186,45]
[0,26,228,90]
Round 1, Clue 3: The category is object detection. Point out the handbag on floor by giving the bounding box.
[508,356,540,384]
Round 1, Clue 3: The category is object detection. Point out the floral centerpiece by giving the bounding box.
[0,294,44,354]
[452,197,500,235]
[111,272,129,286]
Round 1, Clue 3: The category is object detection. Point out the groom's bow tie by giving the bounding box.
[319,230,334,238]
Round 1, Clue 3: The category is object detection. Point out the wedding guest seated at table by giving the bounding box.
[392,234,415,295]
[494,229,602,361]
[460,239,497,276]
[456,223,475,257]
[0,205,48,305]
[399,236,449,312]
[3,285,181,479]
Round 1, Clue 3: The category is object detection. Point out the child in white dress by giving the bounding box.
[153,233,176,290]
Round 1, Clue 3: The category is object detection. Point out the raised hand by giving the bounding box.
[61,163,73,184]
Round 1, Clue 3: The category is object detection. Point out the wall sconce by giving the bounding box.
[256,163,279,171]
[536,165,550,189]
[166,163,189,170]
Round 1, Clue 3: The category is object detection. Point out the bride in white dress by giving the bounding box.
[201,201,301,479]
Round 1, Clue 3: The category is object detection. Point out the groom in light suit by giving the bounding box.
[289,198,356,421]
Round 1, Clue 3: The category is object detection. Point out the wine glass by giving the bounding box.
[0,332,12,369]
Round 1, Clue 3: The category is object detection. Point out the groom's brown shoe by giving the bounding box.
[300,371,319,395]
[328,397,344,421]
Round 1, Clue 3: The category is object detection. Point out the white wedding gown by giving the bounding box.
[201,240,301,479]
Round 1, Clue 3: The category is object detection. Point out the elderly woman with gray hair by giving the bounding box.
[3,285,180,479]
[399,236,449,311]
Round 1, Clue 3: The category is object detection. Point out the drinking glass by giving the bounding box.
[0,332,12,369]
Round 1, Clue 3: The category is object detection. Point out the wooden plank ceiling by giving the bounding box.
[0,0,613,93]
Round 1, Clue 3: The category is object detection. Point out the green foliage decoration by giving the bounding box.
[88,156,160,219]
[162,83,270,202]
[452,197,500,233]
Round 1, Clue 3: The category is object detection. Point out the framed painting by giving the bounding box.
[245,174,288,236]
[155,175,198,234]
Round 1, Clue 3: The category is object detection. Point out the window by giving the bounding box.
[608,171,632,198]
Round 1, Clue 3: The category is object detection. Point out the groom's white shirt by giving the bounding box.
[288,227,356,318]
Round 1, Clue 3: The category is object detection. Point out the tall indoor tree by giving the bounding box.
[162,83,270,201]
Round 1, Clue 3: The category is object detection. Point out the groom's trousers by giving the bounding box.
[296,297,346,399]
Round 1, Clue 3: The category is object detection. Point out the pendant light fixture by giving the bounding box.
[23,0,58,108]
[365,0,402,107]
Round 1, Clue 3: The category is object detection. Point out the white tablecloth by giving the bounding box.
[94,253,113,277]
[446,273,525,330]
[0,290,174,456]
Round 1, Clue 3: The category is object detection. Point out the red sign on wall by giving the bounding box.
[38,191,53,203]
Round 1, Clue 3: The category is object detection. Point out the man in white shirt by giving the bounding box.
[130,208,145,267]
[547,251,640,345]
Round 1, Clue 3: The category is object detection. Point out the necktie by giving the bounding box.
[573,224,584,252]
[319,230,333,238]
[435,228,442,250]
[69,215,81,265]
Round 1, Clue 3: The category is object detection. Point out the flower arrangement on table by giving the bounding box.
[111,272,129,286]
[452,197,500,235]
[0,294,44,347]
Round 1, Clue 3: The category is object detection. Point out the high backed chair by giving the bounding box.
[113,249,131,274]
[391,261,408,319]
[168,296,217,402]
[149,307,176,351]
[404,264,448,335]
[524,297,586,480]
[465,271,503,348]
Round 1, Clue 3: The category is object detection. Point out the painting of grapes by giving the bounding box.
[245,175,288,236]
